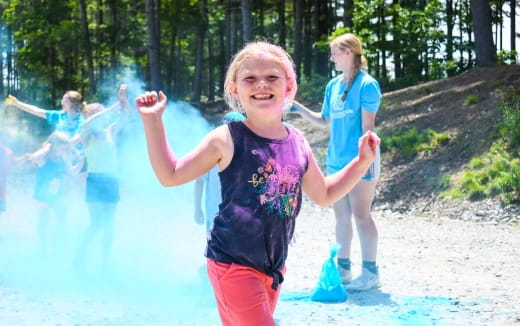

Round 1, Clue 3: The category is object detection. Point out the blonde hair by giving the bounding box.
[223,41,297,112]
[65,90,87,114]
[86,103,105,118]
[331,33,368,70]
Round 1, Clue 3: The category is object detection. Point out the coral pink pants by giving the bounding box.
[207,259,284,326]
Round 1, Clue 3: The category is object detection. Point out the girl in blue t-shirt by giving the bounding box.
[7,91,87,137]
[289,33,382,291]
[8,91,89,201]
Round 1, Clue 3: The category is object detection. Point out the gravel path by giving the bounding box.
[0,195,519,325]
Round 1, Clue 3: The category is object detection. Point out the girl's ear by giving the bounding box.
[285,78,294,95]
[230,82,239,99]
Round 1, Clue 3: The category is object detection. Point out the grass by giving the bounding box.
[379,127,451,160]
[464,94,482,106]
[447,87,520,205]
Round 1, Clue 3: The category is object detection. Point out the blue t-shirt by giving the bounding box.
[46,111,85,137]
[322,70,381,174]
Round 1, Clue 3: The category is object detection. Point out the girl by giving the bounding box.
[135,41,379,326]
[290,33,383,291]
[0,129,14,215]
[7,91,87,137]
[73,84,130,271]
[8,91,89,203]
[24,131,83,254]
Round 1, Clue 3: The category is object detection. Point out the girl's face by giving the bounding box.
[232,55,290,115]
[330,44,352,73]
[61,94,72,112]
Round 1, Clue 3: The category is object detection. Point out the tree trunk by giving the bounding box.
[313,0,329,76]
[343,0,353,28]
[303,1,312,78]
[241,0,253,43]
[471,0,497,66]
[97,0,105,85]
[392,0,402,79]
[207,34,215,102]
[446,0,454,62]
[278,0,286,47]
[145,0,162,91]
[259,0,265,37]
[192,0,208,103]
[293,0,303,81]
[79,0,95,96]
[511,0,516,61]
[108,0,119,85]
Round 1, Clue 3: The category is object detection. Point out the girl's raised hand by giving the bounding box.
[135,91,167,117]
[118,84,128,103]
[5,95,18,106]
[358,131,380,162]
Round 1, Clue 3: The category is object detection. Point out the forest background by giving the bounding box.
[0,0,519,207]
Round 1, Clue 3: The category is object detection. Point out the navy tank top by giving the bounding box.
[205,121,309,289]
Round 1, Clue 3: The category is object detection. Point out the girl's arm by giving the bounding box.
[362,109,376,133]
[25,143,51,167]
[290,100,329,128]
[302,131,380,207]
[111,84,131,134]
[135,91,227,187]
[6,95,47,119]
[193,177,205,225]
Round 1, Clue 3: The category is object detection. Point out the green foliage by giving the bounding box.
[296,74,329,104]
[464,95,482,106]
[431,174,451,190]
[496,87,520,148]
[379,127,450,160]
[456,145,520,204]
[497,50,519,65]
[451,88,520,204]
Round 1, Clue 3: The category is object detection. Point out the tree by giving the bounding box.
[278,0,286,47]
[241,0,253,43]
[511,0,517,60]
[192,0,208,103]
[343,0,354,28]
[79,0,95,97]
[293,0,304,81]
[145,0,162,91]
[471,0,497,66]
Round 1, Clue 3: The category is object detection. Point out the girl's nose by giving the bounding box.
[256,80,268,88]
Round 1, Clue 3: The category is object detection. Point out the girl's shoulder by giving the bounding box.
[327,74,344,86]
[359,70,379,84]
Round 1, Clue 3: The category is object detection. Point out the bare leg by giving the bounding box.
[333,195,353,260]
[349,180,378,261]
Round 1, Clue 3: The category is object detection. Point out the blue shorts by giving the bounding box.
[86,173,120,203]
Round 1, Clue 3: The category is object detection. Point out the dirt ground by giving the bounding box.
[1,195,519,325]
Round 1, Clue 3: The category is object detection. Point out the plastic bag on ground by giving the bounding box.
[310,243,347,303]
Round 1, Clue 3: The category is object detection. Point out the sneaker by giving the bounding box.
[338,265,352,284]
[345,268,381,291]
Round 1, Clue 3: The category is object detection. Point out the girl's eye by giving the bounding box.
[268,76,279,81]
[244,77,256,82]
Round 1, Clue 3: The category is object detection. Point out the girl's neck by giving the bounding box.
[244,118,288,140]
[341,68,355,82]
